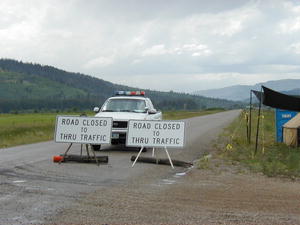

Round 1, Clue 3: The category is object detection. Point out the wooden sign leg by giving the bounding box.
[59,143,73,164]
[132,146,144,167]
[89,144,100,166]
[152,148,159,164]
[85,144,90,159]
[164,146,174,169]
[80,144,83,157]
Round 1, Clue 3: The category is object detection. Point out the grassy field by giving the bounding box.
[220,109,300,178]
[163,109,224,120]
[0,113,57,148]
[0,109,224,149]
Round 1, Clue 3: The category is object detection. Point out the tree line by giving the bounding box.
[0,58,244,113]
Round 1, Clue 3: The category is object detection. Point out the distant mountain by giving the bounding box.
[193,79,300,101]
[0,59,243,113]
[193,85,253,101]
[284,88,300,96]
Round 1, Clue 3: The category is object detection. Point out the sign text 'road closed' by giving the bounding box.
[55,116,112,144]
[126,120,185,148]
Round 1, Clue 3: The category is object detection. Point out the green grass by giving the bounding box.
[0,112,86,148]
[163,109,225,120]
[0,109,225,149]
[0,113,57,148]
[220,109,300,178]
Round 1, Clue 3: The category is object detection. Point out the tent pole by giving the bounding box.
[246,110,249,142]
[255,87,263,155]
[248,90,252,144]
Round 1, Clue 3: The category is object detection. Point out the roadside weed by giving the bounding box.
[197,154,212,169]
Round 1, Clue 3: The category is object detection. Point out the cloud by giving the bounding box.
[103,72,300,93]
[289,42,300,54]
[84,56,115,69]
[279,1,300,34]
[141,43,212,57]
[279,17,300,33]
[0,0,300,92]
[142,44,168,56]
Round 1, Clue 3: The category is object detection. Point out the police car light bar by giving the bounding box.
[115,91,145,96]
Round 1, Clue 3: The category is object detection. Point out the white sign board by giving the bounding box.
[126,120,185,148]
[55,116,112,144]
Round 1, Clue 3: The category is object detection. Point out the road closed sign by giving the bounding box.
[126,120,185,148]
[55,116,112,144]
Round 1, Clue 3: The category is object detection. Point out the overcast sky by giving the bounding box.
[1,0,300,92]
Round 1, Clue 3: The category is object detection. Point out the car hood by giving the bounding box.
[94,112,147,121]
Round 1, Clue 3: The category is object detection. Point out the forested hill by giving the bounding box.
[0,59,243,113]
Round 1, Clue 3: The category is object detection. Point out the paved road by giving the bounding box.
[0,110,240,225]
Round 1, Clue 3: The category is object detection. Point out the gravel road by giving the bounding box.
[5,109,297,225]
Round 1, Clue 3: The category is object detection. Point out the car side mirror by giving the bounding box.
[93,107,100,113]
[148,109,157,114]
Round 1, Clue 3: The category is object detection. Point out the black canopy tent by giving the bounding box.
[250,86,300,110]
[262,86,300,111]
[248,86,300,153]
[248,89,263,144]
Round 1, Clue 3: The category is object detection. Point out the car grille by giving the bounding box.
[112,121,128,128]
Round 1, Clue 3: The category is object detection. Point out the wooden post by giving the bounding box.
[248,90,253,144]
[255,87,263,155]
[246,111,249,143]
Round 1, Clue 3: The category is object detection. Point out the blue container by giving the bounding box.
[275,109,298,142]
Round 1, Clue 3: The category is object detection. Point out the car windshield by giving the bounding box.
[102,99,146,113]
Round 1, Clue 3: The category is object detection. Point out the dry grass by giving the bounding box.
[219,109,300,178]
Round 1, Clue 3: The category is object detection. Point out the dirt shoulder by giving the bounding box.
[51,159,300,225]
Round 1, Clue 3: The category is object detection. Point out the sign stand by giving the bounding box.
[152,147,159,164]
[59,143,100,166]
[131,146,144,168]
[54,116,113,166]
[127,120,185,169]
[132,146,175,169]
[164,146,174,169]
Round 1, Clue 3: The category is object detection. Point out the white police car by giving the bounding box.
[92,91,162,150]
